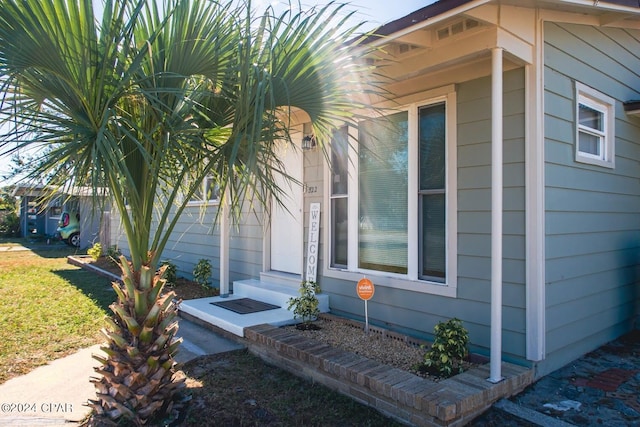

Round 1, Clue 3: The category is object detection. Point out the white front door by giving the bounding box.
[270,140,303,275]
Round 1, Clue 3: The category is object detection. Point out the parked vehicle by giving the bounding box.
[56,211,80,247]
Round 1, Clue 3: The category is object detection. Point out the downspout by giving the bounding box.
[219,189,230,297]
[489,47,504,384]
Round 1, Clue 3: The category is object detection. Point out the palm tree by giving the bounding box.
[0,0,379,424]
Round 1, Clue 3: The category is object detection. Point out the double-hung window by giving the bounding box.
[328,89,456,295]
[575,82,615,168]
[418,102,446,281]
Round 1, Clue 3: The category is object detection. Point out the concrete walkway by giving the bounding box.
[473,329,640,426]
[0,318,244,426]
[0,245,31,251]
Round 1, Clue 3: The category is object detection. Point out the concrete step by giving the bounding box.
[259,271,302,288]
[174,317,245,363]
[178,279,329,337]
[234,279,329,312]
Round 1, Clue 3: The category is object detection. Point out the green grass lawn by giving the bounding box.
[1,246,405,425]
[0,248,114,384]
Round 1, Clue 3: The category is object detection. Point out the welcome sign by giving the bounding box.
[306,202,320,283]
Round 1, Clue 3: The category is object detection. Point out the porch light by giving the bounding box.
[302,134,317,150]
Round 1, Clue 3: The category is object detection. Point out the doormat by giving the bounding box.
[210,298,280,314]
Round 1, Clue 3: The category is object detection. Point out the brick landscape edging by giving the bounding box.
[69,253,534,424]
[244,323,533,427]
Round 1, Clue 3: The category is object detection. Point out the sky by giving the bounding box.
[0,0,435,184]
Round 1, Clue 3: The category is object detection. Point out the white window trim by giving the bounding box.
[187,175,220,207]
[575,81,615,169]
[323,87,457,298]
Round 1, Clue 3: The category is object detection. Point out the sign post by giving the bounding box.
[356,278,375,333]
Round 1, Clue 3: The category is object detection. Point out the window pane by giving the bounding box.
[579,104,603,131]
[204,178,219,201]
[192,183,203,201]
[191,176,218,202]
[419,102,446,282]
[421,193,445,281]
[359,112,408,274]
[331,197,348,267]
[419,103,446,190]
[578,131,601,156]
[331,127,349,196]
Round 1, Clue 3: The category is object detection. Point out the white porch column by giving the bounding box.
[219,190,230,297]
[489,47,504,384]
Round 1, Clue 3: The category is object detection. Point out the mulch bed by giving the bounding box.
[284,316,484,381]
[88,256,219,300]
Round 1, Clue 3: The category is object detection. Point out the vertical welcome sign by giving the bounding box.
[306,203,320,283]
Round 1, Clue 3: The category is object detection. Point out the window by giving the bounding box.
[330,127,349,268]
[48,197,63,219]
[190,175,219,204]
[327,88,457,294]
[575,82,615,168]
[419,103,446,281]
[359,112,408,274]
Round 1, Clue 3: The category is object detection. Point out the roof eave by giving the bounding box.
[361,0,640,46]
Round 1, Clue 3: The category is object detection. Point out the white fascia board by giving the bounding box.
[366,0,493,48]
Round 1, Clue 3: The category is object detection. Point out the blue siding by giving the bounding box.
[320,69,527,361]
[110,203,263,286]
[543,22,640,371]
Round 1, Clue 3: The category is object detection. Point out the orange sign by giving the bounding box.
[357,278,375,300]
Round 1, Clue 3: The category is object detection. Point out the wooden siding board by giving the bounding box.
[546,230,640,259]
[547,267,639,308]
[457,96,492,123]
[458,188,491,211]
[546,24,640,96]
[458,255,525,286]
[546,187,639,213]
[459,234,525,260]
[546,212,640,235]
[544,67,574,99]
[543,21,640,373]
[546,247,639,286]
[546,163,639,194]
[545,44,629,103]
[458,211,524,235]
[458,143,491,167]
[358,289,523,335]
[546,309,635,356]
[458,279,526,308]
[543,89,573,123]
[457,121,491,146]
[459,164,521,189]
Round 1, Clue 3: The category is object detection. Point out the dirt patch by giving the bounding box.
[178,350,404,427]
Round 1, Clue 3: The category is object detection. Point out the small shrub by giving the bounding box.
[418,318,469,378]
[87,242,102,261]
[106,245,122,264]
[0,211,20,237]
[193,259,212,288]
[160,260,177,285]
[287,281,321,329]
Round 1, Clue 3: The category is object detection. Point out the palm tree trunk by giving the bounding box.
[88,257,188,425]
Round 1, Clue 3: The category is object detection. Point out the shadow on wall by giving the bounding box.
[619,235,640,330]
